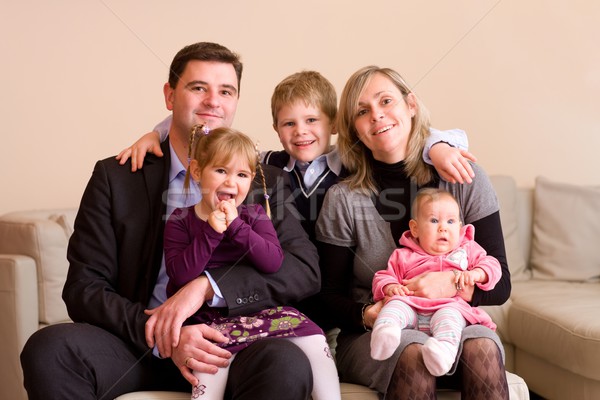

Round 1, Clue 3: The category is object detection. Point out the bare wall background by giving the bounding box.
[2,0,599,214]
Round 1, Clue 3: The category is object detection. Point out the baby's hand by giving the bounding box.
[116,131,163,172]
[384,283,412,297]
[459,268,487,287]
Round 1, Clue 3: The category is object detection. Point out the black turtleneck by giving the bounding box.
[372,159,424,243]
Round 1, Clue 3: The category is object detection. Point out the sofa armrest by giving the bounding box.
[0,254,38,400]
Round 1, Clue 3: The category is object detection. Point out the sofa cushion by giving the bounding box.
[508,280,600,381]
[530,176,600,282]
[489,175,530,282]
[0,210,77,325]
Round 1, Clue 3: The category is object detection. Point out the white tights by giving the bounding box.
[191,334,341,400]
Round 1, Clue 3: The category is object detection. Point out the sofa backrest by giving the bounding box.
[0,209,76,325]
[489,175,532,282]
[0,175,536,328]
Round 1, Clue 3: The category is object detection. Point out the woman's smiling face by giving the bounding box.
[353,73,417,164]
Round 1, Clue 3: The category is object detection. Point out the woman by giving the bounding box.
[315,66,511,399]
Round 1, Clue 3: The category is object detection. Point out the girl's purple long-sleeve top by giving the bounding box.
[164,204,284,297]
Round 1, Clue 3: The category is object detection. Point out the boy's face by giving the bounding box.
[409,196,462,256]
[273,101,335,163]
[164,60,239,139]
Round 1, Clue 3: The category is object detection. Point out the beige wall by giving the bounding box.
[2,0,599,215]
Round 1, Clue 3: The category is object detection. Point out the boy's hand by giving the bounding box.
[429,143,477,184]
[116,130,163,172]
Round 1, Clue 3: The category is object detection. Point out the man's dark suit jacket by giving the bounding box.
[63,138,320,355]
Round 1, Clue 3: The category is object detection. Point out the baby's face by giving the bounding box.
[273,101,335,163]
[411,196,462,255]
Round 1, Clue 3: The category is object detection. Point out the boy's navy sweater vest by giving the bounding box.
[263,150,342,243]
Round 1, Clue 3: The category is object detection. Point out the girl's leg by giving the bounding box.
[191,354,235,399]
[460,337,509,400]
[422,307,466,376]
[370,300,418,360]
[287,335,341,400]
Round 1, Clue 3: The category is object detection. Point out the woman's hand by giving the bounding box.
[116,131,163,172]
[429,143,477,184]
[362,300,384,330]
[172,324,231,386]
[144,276,214,357]
[402,270,474,302]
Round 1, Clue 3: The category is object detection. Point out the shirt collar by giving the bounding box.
[282,145,342,176]
[169,142,187,183]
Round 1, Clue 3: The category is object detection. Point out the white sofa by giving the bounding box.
[3,174,574,400]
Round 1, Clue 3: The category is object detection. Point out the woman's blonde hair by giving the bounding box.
[337,66,433,194]
[185,125,271,217]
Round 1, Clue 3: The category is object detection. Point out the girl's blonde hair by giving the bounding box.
[185,125,271,217]
[337,66,433,194]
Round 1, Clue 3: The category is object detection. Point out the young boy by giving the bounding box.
[262,71,341,241]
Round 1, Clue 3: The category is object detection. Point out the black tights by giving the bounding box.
[386,338,509,400]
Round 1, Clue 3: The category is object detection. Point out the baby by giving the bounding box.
[370,188,501,376]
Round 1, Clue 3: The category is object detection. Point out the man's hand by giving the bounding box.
[429,142,477,184]
[172,324,231,386]
[144,276,214,357]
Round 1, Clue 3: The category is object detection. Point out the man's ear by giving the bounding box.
[190,160,201,182]
[409,219,419,238]
[164,82,174,111]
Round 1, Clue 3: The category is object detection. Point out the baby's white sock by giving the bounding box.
[422,337,458,376]
[370,322,402,360]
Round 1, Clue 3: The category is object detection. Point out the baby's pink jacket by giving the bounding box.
[372,224,501,330]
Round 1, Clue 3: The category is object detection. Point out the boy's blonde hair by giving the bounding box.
[271,71,337,126]
[337,66,433,194]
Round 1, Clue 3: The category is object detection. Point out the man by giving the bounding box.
[20,42,319,400]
